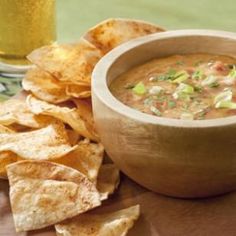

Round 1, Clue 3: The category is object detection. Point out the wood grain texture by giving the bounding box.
[92,30,236,198]
[2,176,236,236]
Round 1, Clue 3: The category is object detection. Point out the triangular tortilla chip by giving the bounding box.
[0,125,19,179]
[65,84,91,98]
[0,137,103,180]
[55,139,104,183]
[0,99,55,128]
[66,129,81,145]
[55,205,140,236]
[27,39,103,85]
[22,67,70,104]
[73,98,93,122]
[96,164,120,200]
[83,18,164,54]
[7,161,101,232]
[0,122,76,160]
[26,95,99,142]
[0,152,20,179]
[72,98,96,136]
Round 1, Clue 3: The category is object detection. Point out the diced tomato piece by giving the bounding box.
[186,67,195,74]
[211,61,227,72]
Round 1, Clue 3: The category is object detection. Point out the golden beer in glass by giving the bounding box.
[0,0,56,69]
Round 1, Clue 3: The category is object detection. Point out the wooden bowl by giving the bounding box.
[92,30,236,198]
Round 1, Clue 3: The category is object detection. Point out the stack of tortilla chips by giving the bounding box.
[0,19,164,235]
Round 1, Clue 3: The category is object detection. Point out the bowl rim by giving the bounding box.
[92,29,236,128]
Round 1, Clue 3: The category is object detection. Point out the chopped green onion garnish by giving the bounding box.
[228,66,236,78]
[158,75,168,81]
[132,82,147,95]
[168,69,177,77]
[157,69,177,81]
[194,85,203,92]
[192,70,203,80]
[168,100,176,108]
[173,83,194,100]
[228,64,236,70]
[208,82,219,88]
[215,100,236,109]
[172,70,189,84]
[150,106,162,116]
[201,75,218,87]
[214,89,232,105]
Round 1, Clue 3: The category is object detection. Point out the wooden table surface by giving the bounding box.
[1,174,236,236]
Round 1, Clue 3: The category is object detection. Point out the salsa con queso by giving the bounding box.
[110,54,236,120]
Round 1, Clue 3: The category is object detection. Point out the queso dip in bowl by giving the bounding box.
[92,30,236,198]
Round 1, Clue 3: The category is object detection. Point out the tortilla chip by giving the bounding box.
[7,160,101,232]
[22,67,70,104]
[0,122,76,160]
[7,123,33,132]
[0,124,15,133]
[0,126,18,179]
[55,205,140,236]
[66,129,81,145]
[0,152,20,179]
[83,18,165,54]
[26,95,99,142]
[73,98,93,124]
[97,164,120,200]
[0,99,55,128]
[27,39,103,85]
[56,139,104,183]
[66,84,91,98]
[73,98,97,138]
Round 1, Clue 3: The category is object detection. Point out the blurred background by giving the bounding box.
[1,0,235,101]
[57,0,236,42]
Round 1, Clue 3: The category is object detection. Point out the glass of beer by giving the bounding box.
[0,0,56,75]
